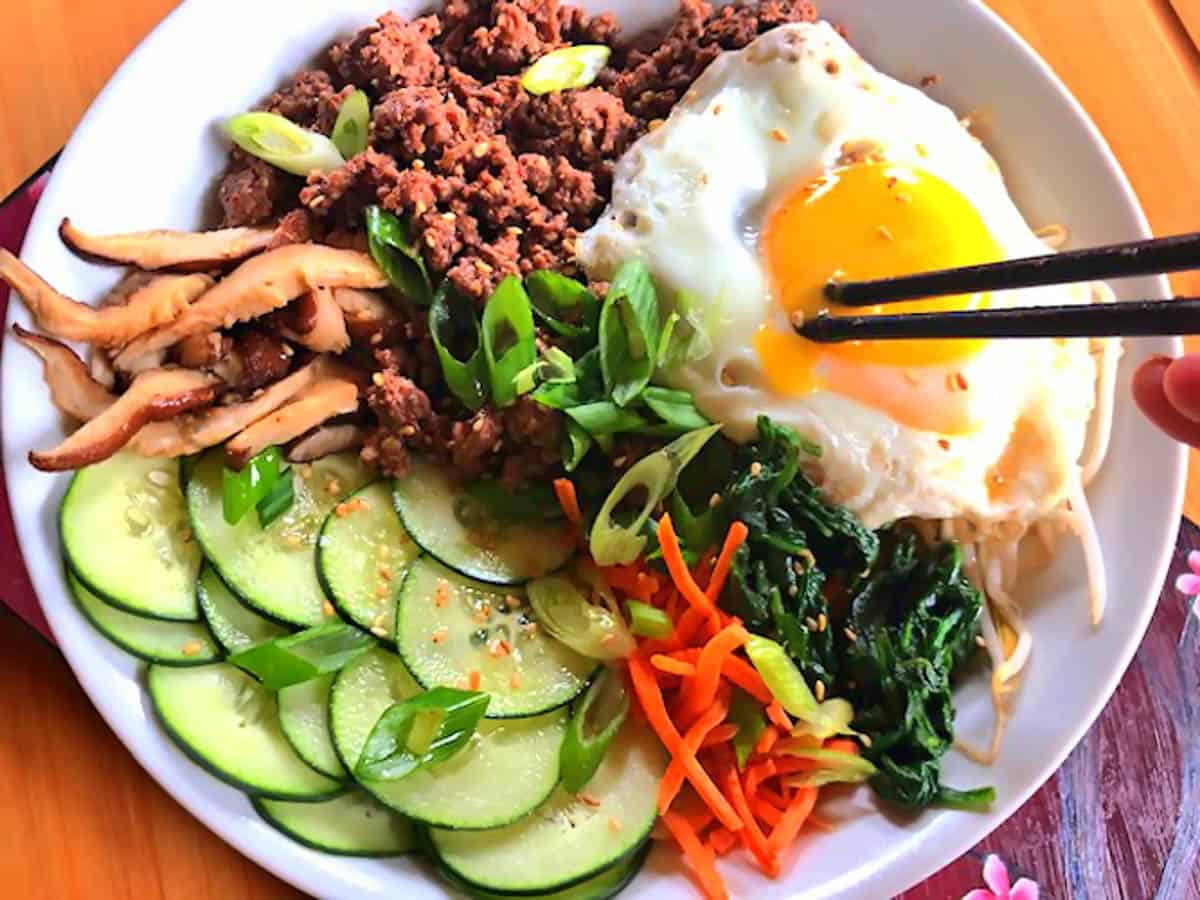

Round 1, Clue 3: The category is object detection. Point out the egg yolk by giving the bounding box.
[755,161,1005,431]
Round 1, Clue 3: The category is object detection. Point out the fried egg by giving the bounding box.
[578,22,1098,528]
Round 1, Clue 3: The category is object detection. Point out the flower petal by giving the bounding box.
[983,855,1011,894]
[1175,573,1200,596]
[1187,550,1200,575]
[1010,878,1040,900]
[961,891,997,900]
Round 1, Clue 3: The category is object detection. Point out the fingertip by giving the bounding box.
[1162,355,1200,422]
[1133,355,1200,447]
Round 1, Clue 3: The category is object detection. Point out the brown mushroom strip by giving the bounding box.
[0,250,213,346]
[286,424,366,463]
[12,324,116,421]
[280,288,350,353]
[224,378,361,469]
[129,356,345,457]
[29,368,221,471]
[59,218,274,271]
[333,287,400,343]
[115,245,387,369]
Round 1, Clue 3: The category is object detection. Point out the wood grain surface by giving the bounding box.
[0,2,1198,899]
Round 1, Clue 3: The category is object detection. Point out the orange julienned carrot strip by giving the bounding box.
[758,785,788,809]
[651,654,697,677]
[752,795,784,826]
[767,786,818,856]
[661,811,729,900]
[658,690,732,813]
[629,656,742,832]
[766,701,793,731]
[720,655,773,704]
[744,758,776,799]
[721,765,780,877]
[824,738,861,755]
[552,478,583,527]
[707,826,738,857]
[755,725,779,755]
[658,515,719,622]
[677,623,750,725]
[706,521,749,602]
[636,571,661,601]
[700,724,740,748]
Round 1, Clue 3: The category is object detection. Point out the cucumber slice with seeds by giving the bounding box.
[317,481,418,636]
[330,647,566,829]
[188,451,371,627]
[278,673,348,781]
[397,556,594,718]
[61,452,202,621]
[197,564,289,653]
[429,718,666,894]
[253,789,413,857]
[147,663,342,801]
[392,458,575,585]
[69,567,218,665]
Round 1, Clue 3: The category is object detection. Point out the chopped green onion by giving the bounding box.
[355,687,490,782]
[222,446,282,526]
[774,741,877,787]
[365,205,433,306]
[729,691,767,770]
[625,600,672,639]
[482,277,537,408]
[589,424,721,566]
[565,401,648,436]
[640,386,711,435]
[229,623,375,691]
[559,667,629,792]
[255,467,295,528]
[179,453,200,487]
[744,635,857,740]
[527,573,634,660]
[225,112,345,177]
[430,282,488,411]
[659,290,714,369]
[599,260,662,407]
[669,489,720,555]
[525,270,600,341]
[563,419,593,472]
[331,89,370,159]
[521,45,612,96]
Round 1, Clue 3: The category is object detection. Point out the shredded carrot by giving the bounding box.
[707,826,738,857]
[753,796,784,826]
[824,738,861,756]
[744,759,776,799]
[629,656,742,832]
[658,515,720,627]
[552,478,582,527]
[758,785,788,809]
[766,701,793,731]
[721,765,780,876]
[651,654,697,678]
[719,655,774,704]
[767,786,818,856]
[658,689,732,813]
[676,623,749,726]
[701,723,740,747]
[467,670,481,691]
[661,811,729,900]
[636,571,662,601]
[706,521,748,602]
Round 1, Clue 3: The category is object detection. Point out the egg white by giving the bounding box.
[578,21,1098,528]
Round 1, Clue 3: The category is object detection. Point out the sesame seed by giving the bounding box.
[789,310,806,329]
[325,478,342,496]
[613,456,628,468]
[181,640,205,657]
[475,260,494,274]
[860,734,873,748]
[507,226,523,236]
[607,816,622,833]
[284,533,304,547]
[976,635,988,648]
[817,613,828,632]
[648,119,664,131]
[712,104,723,115]
[415,201,428,215]
[814,680,826,701]
[147,470,170,487]
[805,616,819,632]
[371,626,389,638]
[788,585,799,596]
[915,143,929,158]
[709,493,721,508]
[424,233,438,248]
[401,425,417,437]
[372,372,385,387]
[770,128,789,143]
[322,600,336,618]
[412,159,426,170]
[579,792,602,808]
[904,370,920,385]
[441,212,456,222]
[844,627,858,642]
[750,462,763,477]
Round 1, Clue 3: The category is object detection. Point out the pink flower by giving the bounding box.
[1174,550,1200,618]
[962,855,1039,900]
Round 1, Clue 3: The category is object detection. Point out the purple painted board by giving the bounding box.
[2,173,1198,900]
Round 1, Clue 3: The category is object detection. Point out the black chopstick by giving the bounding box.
[798,297,1200,342]
[824,231,1200,306]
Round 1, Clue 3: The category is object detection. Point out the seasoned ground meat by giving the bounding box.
[215,0,821,482]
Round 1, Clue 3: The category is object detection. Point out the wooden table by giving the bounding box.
[1,2,1199,898]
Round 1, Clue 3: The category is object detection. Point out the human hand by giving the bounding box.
[1133,354,1200,446]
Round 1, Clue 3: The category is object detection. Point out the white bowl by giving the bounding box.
[1,1,1185,898]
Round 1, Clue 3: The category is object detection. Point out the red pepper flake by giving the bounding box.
[579,792,602,808]
[432,627,449,645]
[937,438,951,451]
[181,640,205,657]
[509,671,523,690]
[607,816,622,833]
[954,372,969,391]
[468,670,481,691]
[488,639,512,658]
[435,579,451,608]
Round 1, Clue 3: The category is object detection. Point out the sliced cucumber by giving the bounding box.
[61,452,202,621]
[317,481,419,636]
[278,673,348,781]
[197,564,289,653]
[253,789,414,857]
[330,647,566,830]
[187,451,371,627]
[147,663,342,801]
[397,556,594,718]
[69,567,219,665]
[437,841,649,900]
[392,458,575,585]
[429,718,666,894]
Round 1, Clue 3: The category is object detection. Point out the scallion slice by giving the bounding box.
[563,419,593,472]
[222,446,283,526]
[774,742,877,787]
[521,45,612,96]
[559,667,629,792]
[355,687,490,782]
[482,276,537,408]
[365,205,432,306]
[729,690,767,769]
[527,573,634,660]
[225,112,345,177]
[640,386,711,435]
[525,270,600,341]
[625,600,672,639]
[565,401,648,436]
[589,424,721,566]
[331,89,370,159]
[430,281,488,411]
[599,260,662,407]
[255,467,295,528]
[744,635,857,740]
[228,623,375,691]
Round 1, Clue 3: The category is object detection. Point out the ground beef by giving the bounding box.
[218,150,290,227]
[233,328,292,392]
[362,371,442,476]
[264,70,350,134]
[267,209,316,249]
[329,12,445,94]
